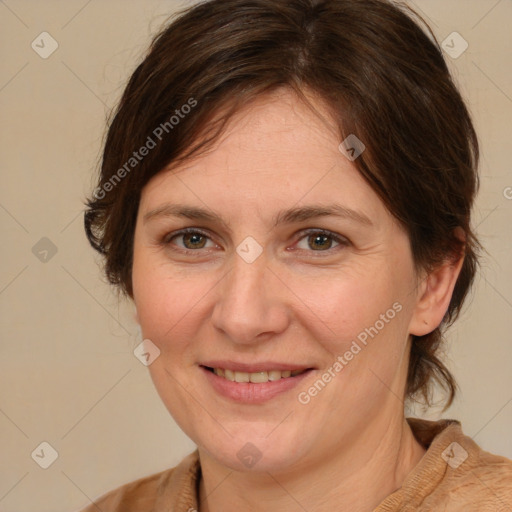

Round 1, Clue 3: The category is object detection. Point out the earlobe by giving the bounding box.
[409,250,465,337]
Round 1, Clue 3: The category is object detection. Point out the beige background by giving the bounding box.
[0,1,511,511]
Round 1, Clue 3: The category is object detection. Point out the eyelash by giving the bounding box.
[161,227,349,257]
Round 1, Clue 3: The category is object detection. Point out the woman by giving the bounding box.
[81,0,512,510]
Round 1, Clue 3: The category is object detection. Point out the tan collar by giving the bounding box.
[375,417,463,510]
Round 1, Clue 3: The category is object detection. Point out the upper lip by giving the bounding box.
[201,361,314,373]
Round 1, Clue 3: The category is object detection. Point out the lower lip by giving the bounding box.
[201,366,314,404]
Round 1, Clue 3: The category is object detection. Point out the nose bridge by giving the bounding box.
[211,250,287,343]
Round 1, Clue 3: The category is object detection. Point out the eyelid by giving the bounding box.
[163,227,211,243]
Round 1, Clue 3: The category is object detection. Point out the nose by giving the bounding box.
[211,249,290,345]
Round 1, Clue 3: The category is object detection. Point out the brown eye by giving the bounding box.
[307,233,334,251]
[164,228,216,252]
[295,230,348,253]
[182,232,207,249]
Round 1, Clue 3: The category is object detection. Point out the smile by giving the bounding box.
[206,367,308,383]
[201,365,314,403]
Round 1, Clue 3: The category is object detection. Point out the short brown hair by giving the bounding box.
[85,0,481,409]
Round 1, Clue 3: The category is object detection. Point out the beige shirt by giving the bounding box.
[77,418,512,511]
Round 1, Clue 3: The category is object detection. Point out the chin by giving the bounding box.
[196,428,310,473]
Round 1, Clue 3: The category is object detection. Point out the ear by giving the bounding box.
[409,231,465,336]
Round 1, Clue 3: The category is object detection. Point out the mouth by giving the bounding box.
[200,364,315,403]
[203,366,308,383]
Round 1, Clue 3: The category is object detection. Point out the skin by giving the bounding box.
[131,87,464,512]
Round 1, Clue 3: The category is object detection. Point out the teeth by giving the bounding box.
[212,368,305,383]
[234,371,250,383]
[250,371,268,383]
[268,370,283,381]
[223,369,235,381]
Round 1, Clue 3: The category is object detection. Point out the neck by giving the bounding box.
[197,415,426,512]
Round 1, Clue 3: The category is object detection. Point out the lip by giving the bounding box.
[200,360,312,373]
[200,364,315,404]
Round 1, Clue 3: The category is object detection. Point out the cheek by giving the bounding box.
[135,285,195,345]
[302,266,414,404]
[131,253,203,353]
[301,266,400,347]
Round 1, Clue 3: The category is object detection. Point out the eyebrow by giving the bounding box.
[143,203,373,228]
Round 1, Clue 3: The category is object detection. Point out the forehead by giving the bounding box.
[139,89,387,224]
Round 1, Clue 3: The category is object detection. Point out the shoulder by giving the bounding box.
[74,450,200,512]
[410,418,512,511]
[438,443,512,510]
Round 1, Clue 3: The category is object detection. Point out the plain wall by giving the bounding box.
[0,1,511,511]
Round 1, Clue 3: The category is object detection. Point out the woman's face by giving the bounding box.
[132,89,426,473]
